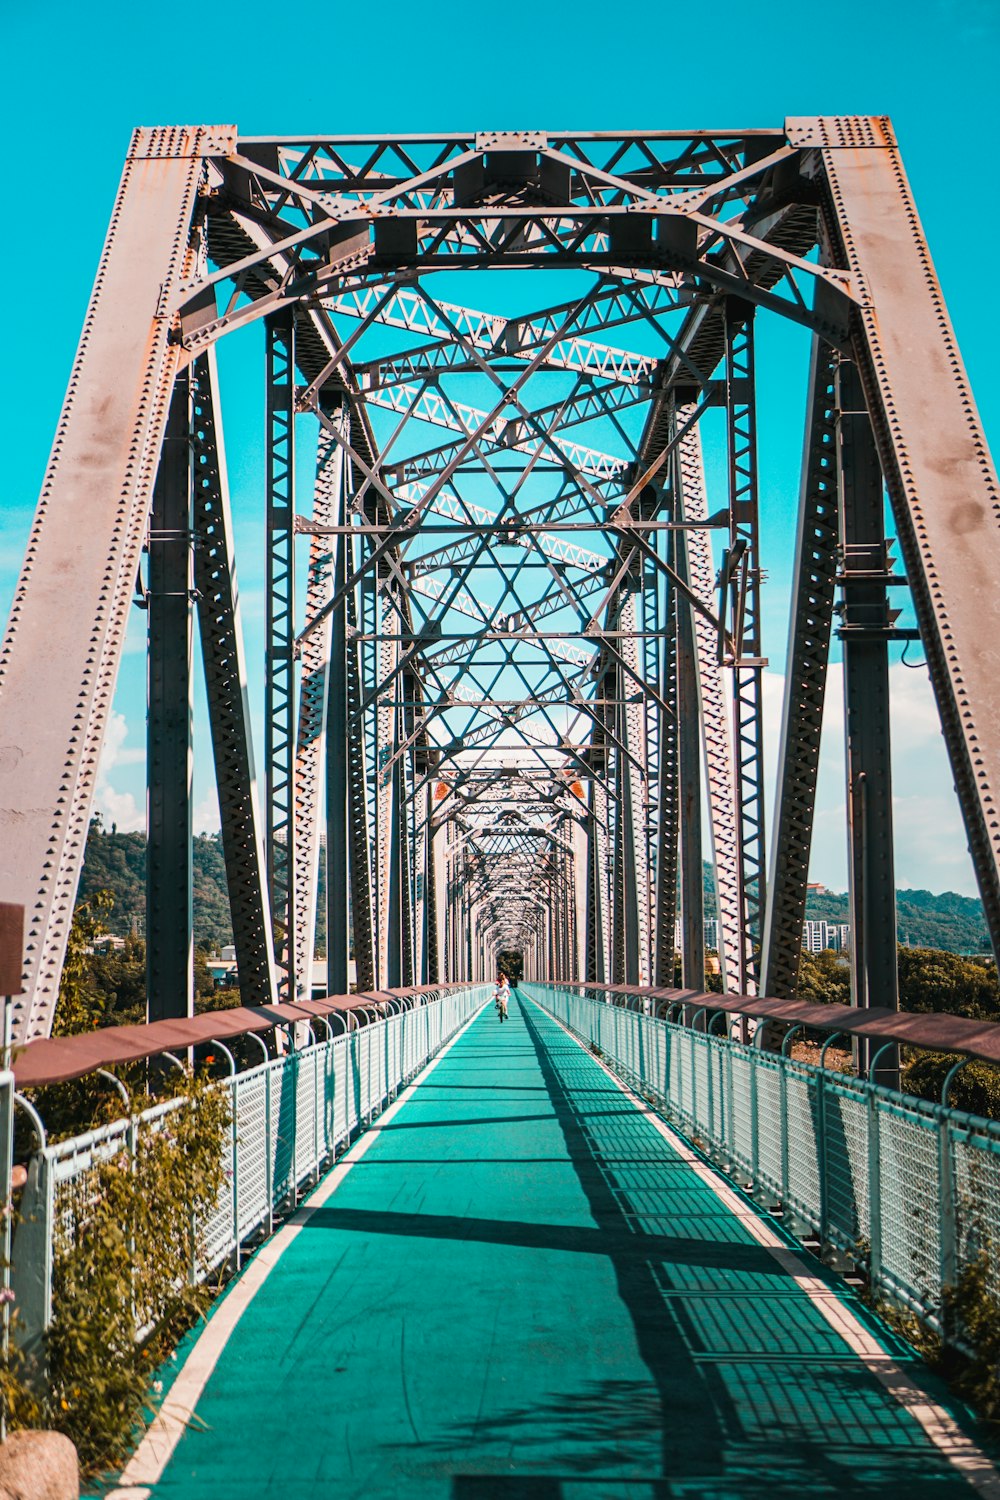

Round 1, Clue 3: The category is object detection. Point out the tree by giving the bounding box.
[902,1052,1000,1120]
[798,949,851,1007]
[897,947,1000,1021]
[53,891,117,1035]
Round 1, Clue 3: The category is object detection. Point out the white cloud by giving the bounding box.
[759,659,979,898]
[194,786,221,836]
[94,710,145,832]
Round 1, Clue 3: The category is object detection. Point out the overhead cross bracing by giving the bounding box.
[1,120,999,1049]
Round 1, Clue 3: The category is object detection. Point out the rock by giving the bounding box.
[0,1431,78,1500]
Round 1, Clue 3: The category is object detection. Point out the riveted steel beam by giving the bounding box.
[0,126,228,1043]
[146,371,193,1024]
[761,338,839,1000]
[265,308,297,1000]
[190,352,276,1008]
[812,122,1000,966]
[293,424,343,1002]
[837,357,900,1083]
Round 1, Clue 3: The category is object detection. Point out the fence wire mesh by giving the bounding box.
[18,987,490,1346]
[525,982,1000,1338]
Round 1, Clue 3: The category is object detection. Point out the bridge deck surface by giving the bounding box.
[113,996,989,1498]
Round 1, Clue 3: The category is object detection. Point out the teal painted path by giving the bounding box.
[134,997,989,1498]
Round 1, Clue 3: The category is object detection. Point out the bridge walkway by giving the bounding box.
[107,995,996,1499]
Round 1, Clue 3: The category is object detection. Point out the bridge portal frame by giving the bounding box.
[0,120,998,1047]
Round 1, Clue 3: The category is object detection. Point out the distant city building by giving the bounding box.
[802,920,850,954]
[671,918,721,951]
[85,932,127,954]
[670,914,850,956]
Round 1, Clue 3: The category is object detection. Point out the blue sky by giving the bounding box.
[2,0,999,898]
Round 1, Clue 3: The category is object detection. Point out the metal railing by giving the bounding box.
[12,985,490,1360]
[524,982,1000,1338]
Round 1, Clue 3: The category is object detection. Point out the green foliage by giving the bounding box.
[80,820,234,948]
[53,892,117,1036]
[790,945,1000,1027]
[495,950,523,983]
[0,1345,42,1435]
[700,863,991,954]
[79,818,330,953]
[937,1246,1000,1429]
[6,1070,230,1474]
[668,954,723,993]
[797,949,852,1006]
[54,885,228,1044]
[897,946,1000,1020]
[901,1052,1000,1120]
[875,1246,1000,1438]
[76,824,148,938]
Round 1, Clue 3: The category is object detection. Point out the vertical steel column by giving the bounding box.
[568,840,578,981]
[610,716,627,986]
[676,406,744,995]
[190,353,276,1007]
[619,593,651,984]
[346,574,375,992]
[585,789,600,983]
[676,525,705,992]
[725,302,766,980]
[761,340,840,999]
[464,874,474,982]
[146,371,193,1023]
[399,671,418,988]
[586,705,612,983]
[653,534,679,987]
[325,420,350,998]
[294,427,342,1002]
[423,788,439,983]
[265,309,297,1001]
[0,125,215,1044]
[816,125,1000,969]
[614,656,642,985]
[837,359,900,1084]
[387,704,404,988]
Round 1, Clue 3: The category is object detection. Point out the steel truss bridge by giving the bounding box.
[2,116,999,1060]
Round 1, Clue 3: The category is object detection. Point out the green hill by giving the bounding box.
[78,824,986,958]
[79,819,327,951]
[701,863,989,955]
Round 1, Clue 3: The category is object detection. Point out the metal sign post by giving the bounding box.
[0,902,25,1444]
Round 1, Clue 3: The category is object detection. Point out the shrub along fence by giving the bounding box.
[9,984,491,1372]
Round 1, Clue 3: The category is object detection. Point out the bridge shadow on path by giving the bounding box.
[505,1003,970,1498]
[302,1001,975,1497]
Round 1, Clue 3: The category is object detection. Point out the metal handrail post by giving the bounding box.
[942,1058,973,1109]
[817,1033,845,1248]
[866,1041,896,1296]
[938,1058,975,1323]
[777,1026,805,1216]
[938,1103,958,1324]
[690,1008,707,1136]
[205,1042,239,1268]
[96,1069,130,1110]
[749,1032,760,1194]
[11,1094,52,1364]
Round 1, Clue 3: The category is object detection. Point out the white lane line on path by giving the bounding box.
[530,998,1000,1499]
[107,1004,490,1500]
